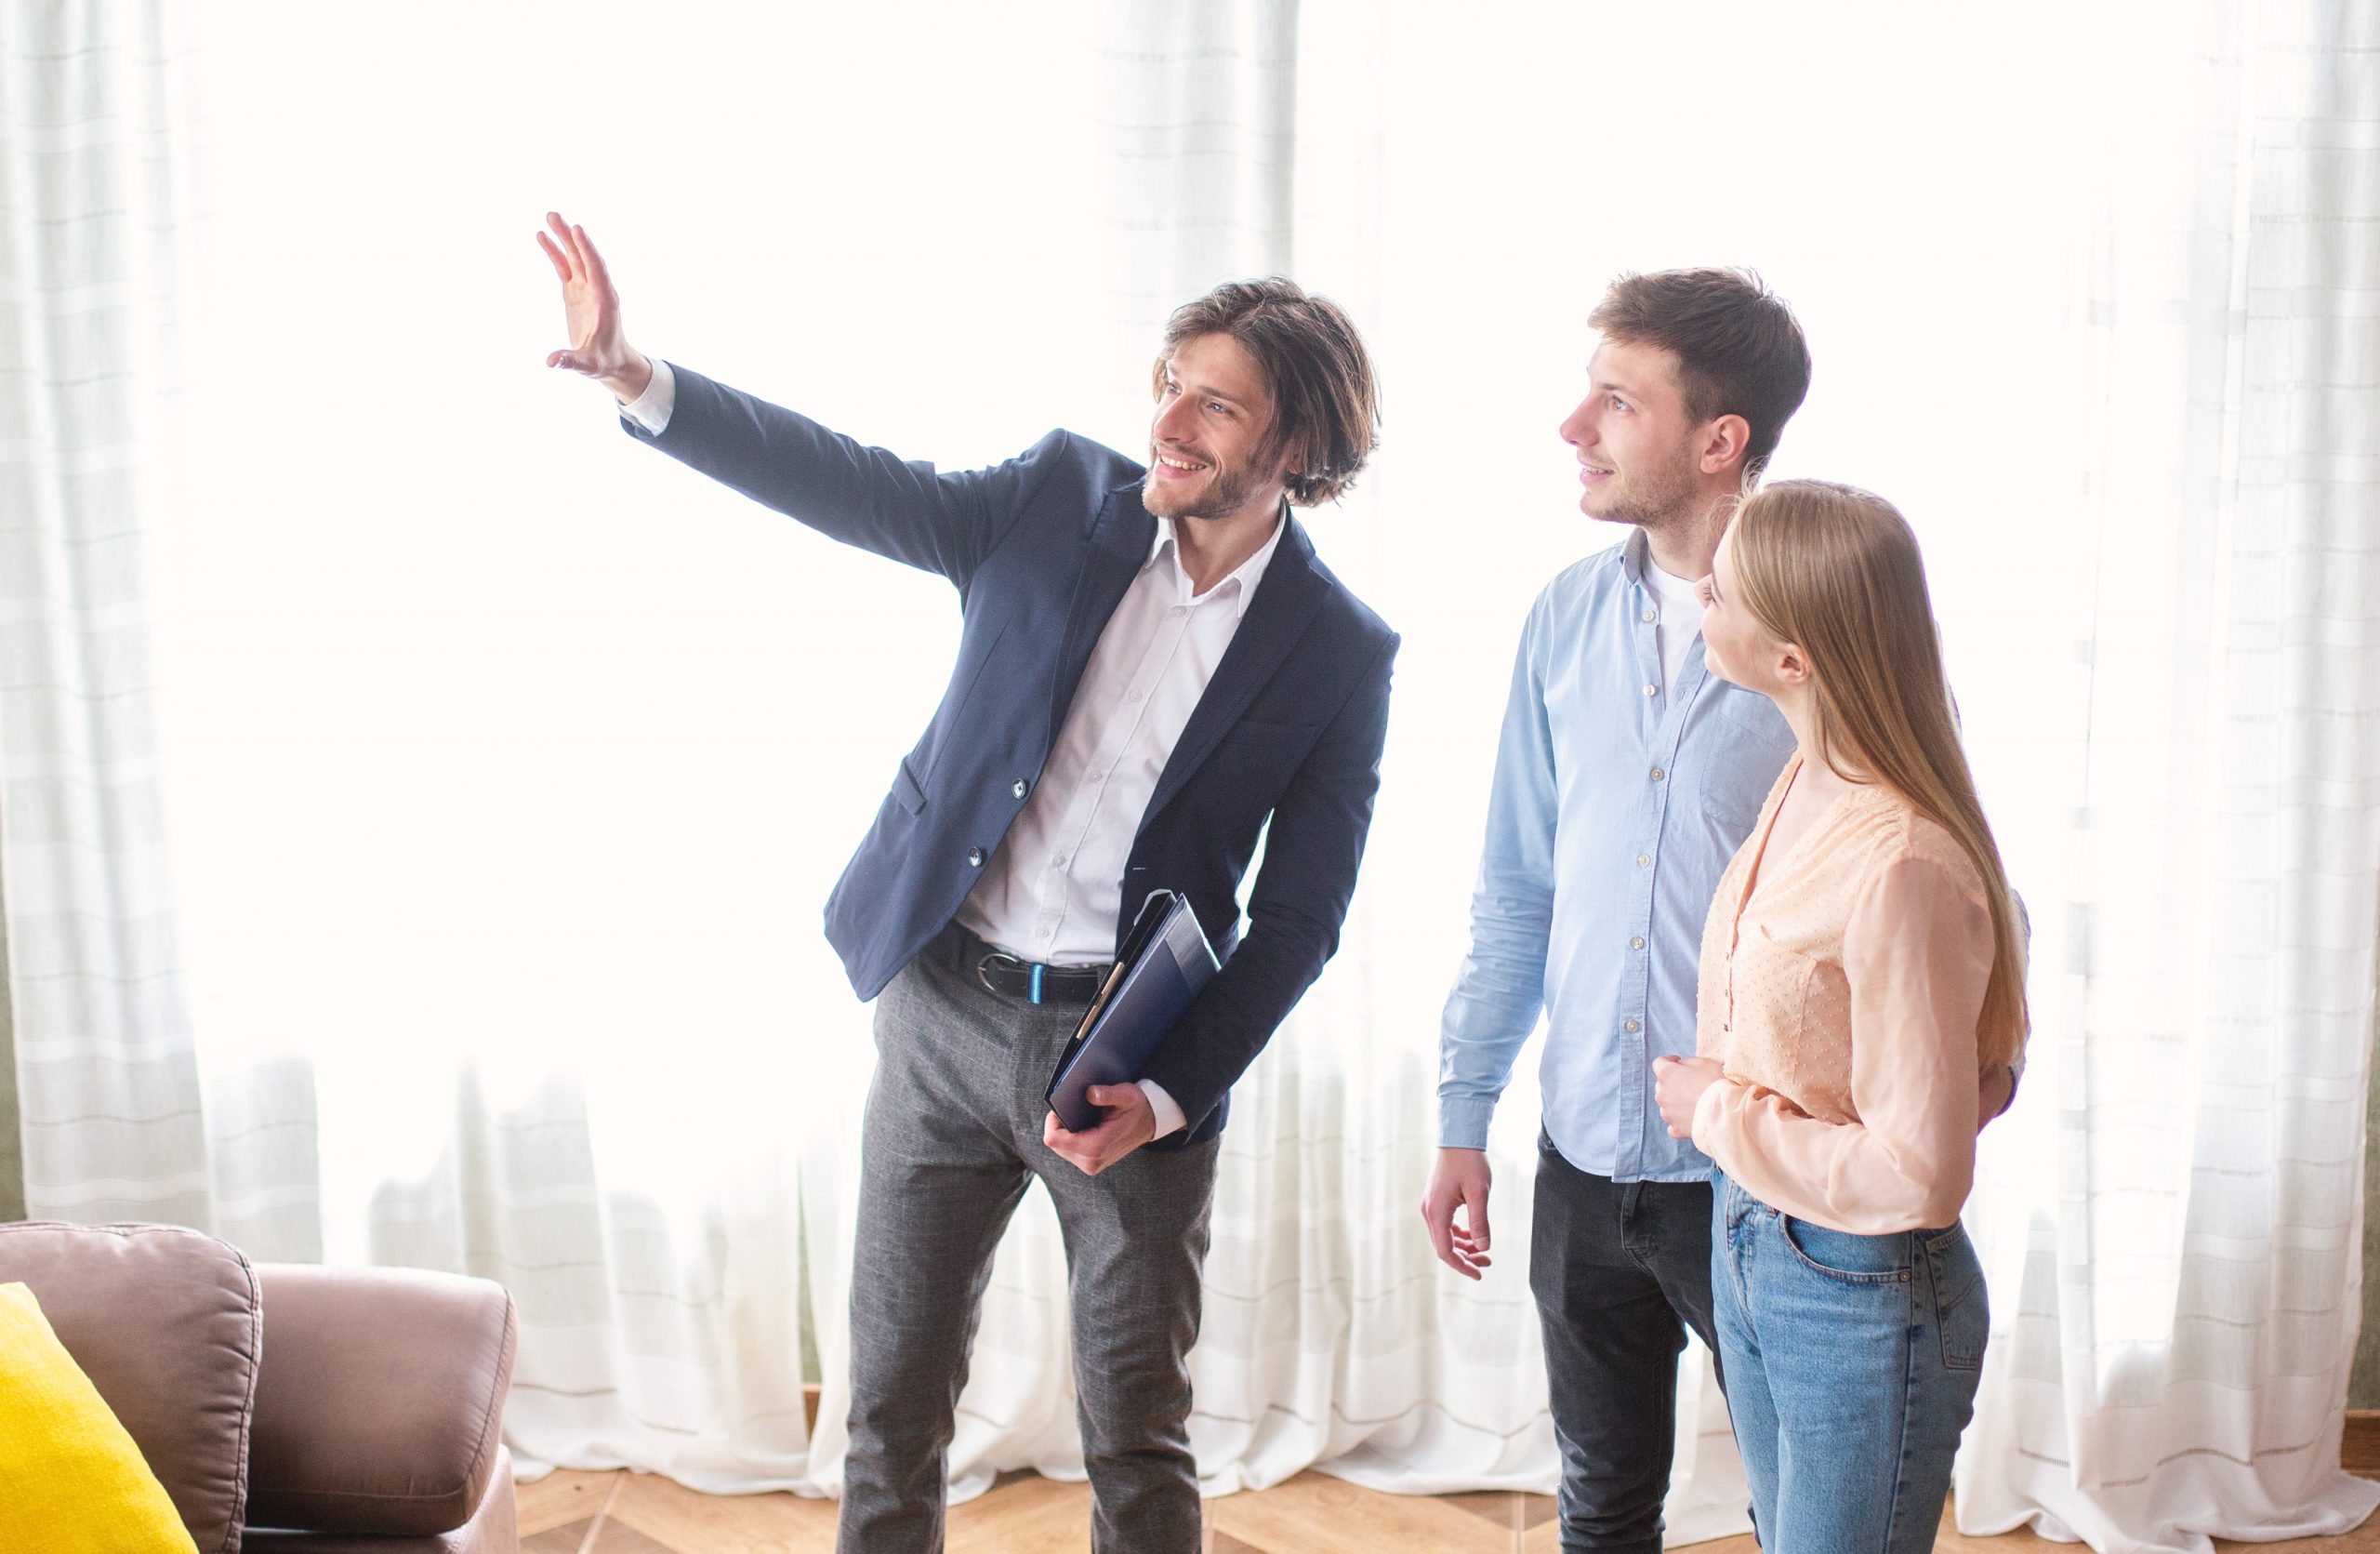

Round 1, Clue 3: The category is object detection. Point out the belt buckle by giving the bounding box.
[975,951,1049,1004]
[976,951,1021,998]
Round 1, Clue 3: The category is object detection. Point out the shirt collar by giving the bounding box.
[1620,525,1652,588]
[1146,506,1289,621]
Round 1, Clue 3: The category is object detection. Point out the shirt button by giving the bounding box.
[1637,853,1652,867]
[1129,689,1144,702]
[1642,609,1657,623]
[967,848,985,868]
[1630,936,1646,950]
[1012,779,1028,799]
[1644,684,1657,697]
[1649,766,1666,782]
[1624,1018,1642,1033]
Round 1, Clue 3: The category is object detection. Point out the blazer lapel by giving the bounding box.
[1137,516,1325,831]
[1050,485,1158,738]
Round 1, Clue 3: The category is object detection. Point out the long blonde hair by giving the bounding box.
[1729,479,2030,1069]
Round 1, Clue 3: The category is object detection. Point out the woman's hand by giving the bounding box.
[1653,1055,1726,1140]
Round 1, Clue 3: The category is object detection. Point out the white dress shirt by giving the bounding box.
[619,359,1273,1140]
[958,509,1283,1140]
[956,517,1283,961]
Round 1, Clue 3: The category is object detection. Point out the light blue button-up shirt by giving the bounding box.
[1437,530,1796,1182]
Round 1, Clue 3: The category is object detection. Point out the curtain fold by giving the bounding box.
[0,0,218,1231]
[1952,3,2380,1549]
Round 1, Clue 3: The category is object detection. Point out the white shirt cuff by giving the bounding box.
[1138,1079,1187,1141]
[618,355,676,434]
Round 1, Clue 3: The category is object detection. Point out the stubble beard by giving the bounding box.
[1582,445,1720,558]
[1144,454,1256,524]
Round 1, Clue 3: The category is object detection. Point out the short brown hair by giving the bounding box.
[1590,269,1811,478]
[1153,277,1380,506]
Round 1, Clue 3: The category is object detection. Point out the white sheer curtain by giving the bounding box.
[150,0,1116,1490]
[1952,4,2380,1549]
[0,1,224,1230]
[15,2,2374,1547]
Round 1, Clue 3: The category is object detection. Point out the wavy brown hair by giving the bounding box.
[1154,277,1380,507]
[1728,479,2030,1069]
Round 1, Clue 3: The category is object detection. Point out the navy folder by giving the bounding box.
[1044,890,1220,1133]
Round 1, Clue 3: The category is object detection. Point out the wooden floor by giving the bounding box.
[519,1465,2380,1553]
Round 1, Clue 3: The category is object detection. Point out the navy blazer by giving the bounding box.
[627,365,1399,1144]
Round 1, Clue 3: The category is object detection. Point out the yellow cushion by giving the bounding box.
[0,1280,201,1554]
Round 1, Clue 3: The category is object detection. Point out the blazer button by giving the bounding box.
[968,848,985,868]
[1012,779,1028,799]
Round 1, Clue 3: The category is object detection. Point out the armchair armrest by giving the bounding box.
[243,1264,517,1536]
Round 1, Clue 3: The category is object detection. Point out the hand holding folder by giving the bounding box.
[1045,890,1220,1134]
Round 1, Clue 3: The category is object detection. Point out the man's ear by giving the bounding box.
[1275,431,1315,488]
[1699,414,1752,478]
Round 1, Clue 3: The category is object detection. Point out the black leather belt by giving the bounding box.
[974,950,1111,1004]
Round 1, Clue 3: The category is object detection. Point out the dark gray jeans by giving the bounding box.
[1530,1134,1721,1554]
[837,923,1220,1554]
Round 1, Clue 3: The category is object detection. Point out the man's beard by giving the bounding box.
[1585,446,1703,531]
[1144,454,1261,522]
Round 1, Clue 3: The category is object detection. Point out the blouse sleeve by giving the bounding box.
[1692,851,1993,1234]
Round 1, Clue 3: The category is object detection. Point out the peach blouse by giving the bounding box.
[1690,757,1994,1235]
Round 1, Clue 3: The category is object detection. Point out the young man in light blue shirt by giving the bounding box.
[1421,270,1810,1554]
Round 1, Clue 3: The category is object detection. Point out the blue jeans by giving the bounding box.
[1711,1169,1987,1553]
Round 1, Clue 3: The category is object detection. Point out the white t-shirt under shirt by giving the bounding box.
[1644,561,1706,695]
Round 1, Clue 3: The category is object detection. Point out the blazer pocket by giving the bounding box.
[891,758,928,816]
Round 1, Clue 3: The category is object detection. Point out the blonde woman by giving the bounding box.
[1653,480,2028,1552]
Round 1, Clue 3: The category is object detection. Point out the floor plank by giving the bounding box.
[519,1468,619,1537]
[945,1472,1101,1554]
[605,1470,839,1554]
[588,1523,679,1554]
[1210,1470,1516,1554]
[515,1464,2380,1552]
[522,1520,601,1554]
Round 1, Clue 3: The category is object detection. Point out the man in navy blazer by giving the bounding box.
[541,213,1395,1553]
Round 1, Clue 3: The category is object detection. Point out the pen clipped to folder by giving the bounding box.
[1045,890,1219,1133]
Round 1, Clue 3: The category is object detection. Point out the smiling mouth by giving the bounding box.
[1154,452,1209,477]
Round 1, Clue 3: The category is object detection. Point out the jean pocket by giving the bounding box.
[1779,1215,1914,1286]
[1926,1226,1989,1371]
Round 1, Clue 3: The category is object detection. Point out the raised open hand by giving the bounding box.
[537,211,650,398]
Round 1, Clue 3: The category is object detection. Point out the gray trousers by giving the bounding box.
[837,922,1220,1554]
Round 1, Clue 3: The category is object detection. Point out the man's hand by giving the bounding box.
[536,210,652,403]
[1653,1054,1725,1140]
[1421,1148,1493,1280]
[1043,1084,1157,1175]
